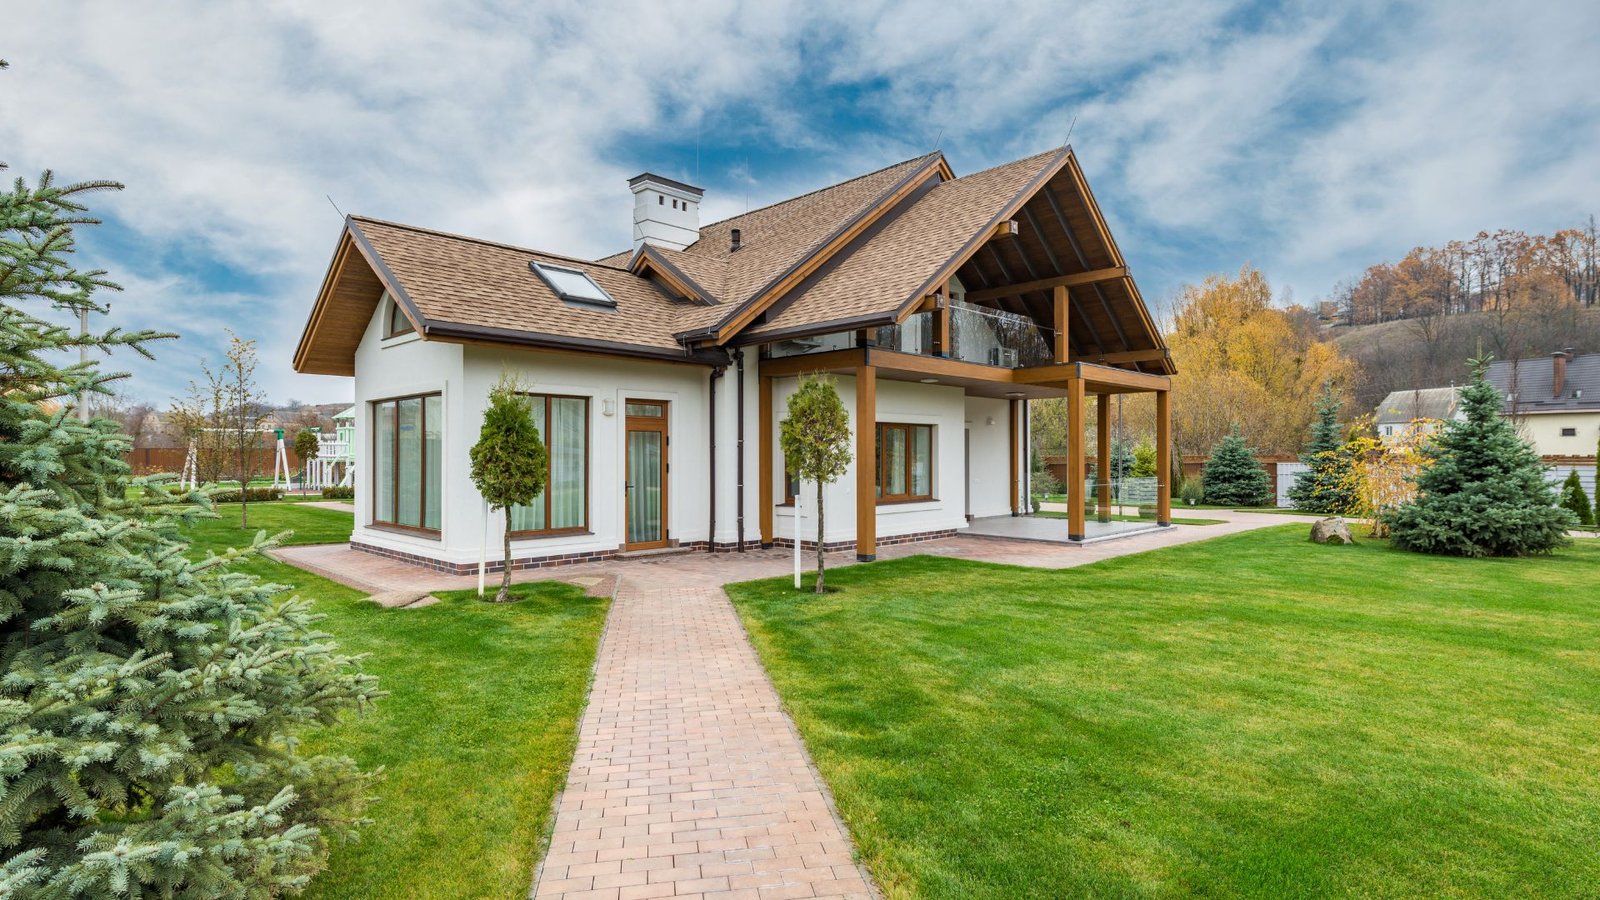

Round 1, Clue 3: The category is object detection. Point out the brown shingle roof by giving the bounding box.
[350,217,703,360]
[746,149,1067,339]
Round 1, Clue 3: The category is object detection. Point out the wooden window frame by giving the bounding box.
[876,422,935,504]
[370,391,441,537]
[509,393,591,538]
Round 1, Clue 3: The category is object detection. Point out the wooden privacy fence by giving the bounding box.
[127,447,312,478]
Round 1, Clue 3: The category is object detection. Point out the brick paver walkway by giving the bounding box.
[531,579,872,900]
[270,510,1314,899]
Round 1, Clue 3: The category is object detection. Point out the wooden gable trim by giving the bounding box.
[890,147,1074,326]
[293,222,419,375]
[703,153,950,345]
[630,245,718,305]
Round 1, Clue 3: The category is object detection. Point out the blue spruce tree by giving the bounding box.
[1385,357,1575,556]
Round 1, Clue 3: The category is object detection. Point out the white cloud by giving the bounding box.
[3,0,1597,402]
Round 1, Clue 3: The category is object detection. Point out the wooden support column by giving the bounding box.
[1156,388,1172,526]
[759,375,774,547]
[1053,284,1069,363]
[1008,398,1021,515]
[1067,377,1086,540]
[1096,392,1111,522]
[855,365,877,561]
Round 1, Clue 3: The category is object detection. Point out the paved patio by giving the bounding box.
[270,511,1308,899]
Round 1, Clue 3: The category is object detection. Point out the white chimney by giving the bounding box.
[629,172,703,251]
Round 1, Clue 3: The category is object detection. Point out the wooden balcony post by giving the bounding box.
[1067,376,1086,540]
[934,281,953,357]
[759,375,774,547]
[1096,392,1111,521]
[1156,388,1172,526]
[856,365,877,561]
[1053,284,1069,363]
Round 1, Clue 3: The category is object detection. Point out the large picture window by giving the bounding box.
[373,393,442,533]
[508,394,589,536]
[876,423,933,502]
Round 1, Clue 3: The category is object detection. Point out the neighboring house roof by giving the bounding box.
[1375,387,1461,425]
[334,405,356,421]
[1488,353,1600,413]
[294,146,1171,376]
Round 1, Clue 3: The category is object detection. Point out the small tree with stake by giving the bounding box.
[294,427,320,493]
[469,375,548,602]
[1386,356,1575,556]
[779,376,852,593]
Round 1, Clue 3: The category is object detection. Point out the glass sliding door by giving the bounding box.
[625,401,668,549]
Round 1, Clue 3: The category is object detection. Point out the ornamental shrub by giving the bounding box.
[1385,356,1575,556]
[1201,429,1273,506]
[1559,470,1594,527]
[0,174,380,895]
[321,485,355,500]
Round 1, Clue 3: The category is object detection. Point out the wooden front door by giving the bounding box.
[624,400,669,550]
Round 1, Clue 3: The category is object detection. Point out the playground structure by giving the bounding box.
[176,407,357,492]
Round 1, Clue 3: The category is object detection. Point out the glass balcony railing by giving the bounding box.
[878,301,1054,367]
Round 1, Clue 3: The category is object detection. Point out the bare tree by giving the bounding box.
[213,330,270,527]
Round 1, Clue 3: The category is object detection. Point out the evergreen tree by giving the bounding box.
[1201,429,1273,506]
[0,173,379,895]
[779,377,852,593]
[1287,382,1358,512]
[469,375,548,603]
[1559,470,1593,527]
[1386,357,1575,556]
[1131,439,1156,478]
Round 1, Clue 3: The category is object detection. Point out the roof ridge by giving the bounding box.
[942,146,1066,185]
[348,215,635,273]
[696,152,943,232]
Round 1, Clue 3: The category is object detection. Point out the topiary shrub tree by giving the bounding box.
[779,376,852,593]
[1131,439,1157,478]
[1201,428,1272,506]
[469,375,548,602]
[1559,470,1594,527]
[1288,382,1358,512]
[0,172,380,895]
[1385,356,1576,556]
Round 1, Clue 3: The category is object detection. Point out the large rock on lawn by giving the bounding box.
[1310,516,1353,545]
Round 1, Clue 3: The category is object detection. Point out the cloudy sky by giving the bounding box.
[5,0,1598,404]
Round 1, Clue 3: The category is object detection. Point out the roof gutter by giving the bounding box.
[424,320,730,366]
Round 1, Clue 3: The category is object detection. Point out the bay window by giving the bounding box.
[877,423,933,502]
[373,393,442,533]
[508,394,590,535]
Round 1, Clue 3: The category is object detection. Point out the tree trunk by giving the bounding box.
[814,481,826,593]
[238,446,249,528]
[495,518,513,602]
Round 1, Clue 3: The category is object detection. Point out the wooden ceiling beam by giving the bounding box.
[963,265,1127,303]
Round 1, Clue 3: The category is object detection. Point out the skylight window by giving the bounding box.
[530,261,617,309]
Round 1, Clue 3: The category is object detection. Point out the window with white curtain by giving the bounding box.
[372,393,442,533]
[508,394,590,535]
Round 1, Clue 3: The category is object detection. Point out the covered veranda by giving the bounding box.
[757,346,1172,554]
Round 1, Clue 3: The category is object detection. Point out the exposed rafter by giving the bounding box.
[963,265,1127,303]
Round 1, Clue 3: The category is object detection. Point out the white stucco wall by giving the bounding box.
[1512,411,1600,458]
[349,298,465,560]
[770,373,1012,545]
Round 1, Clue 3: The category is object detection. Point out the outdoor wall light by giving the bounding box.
[602,398,616,417]
[986,416,996,426]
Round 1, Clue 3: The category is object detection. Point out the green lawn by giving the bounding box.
[177,503,608,899]
[727,527,1600,898]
